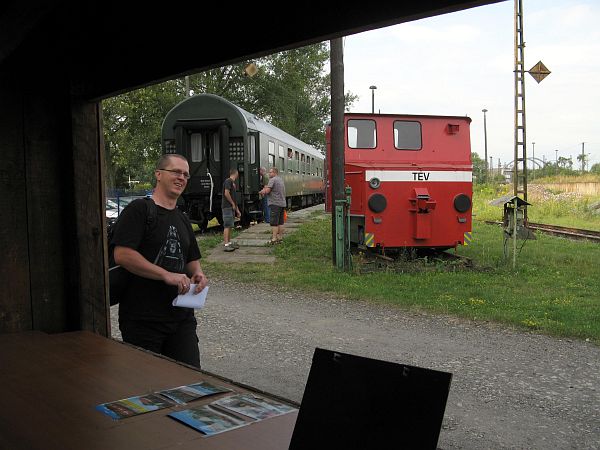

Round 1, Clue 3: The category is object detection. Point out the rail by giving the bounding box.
[484,221,600,243]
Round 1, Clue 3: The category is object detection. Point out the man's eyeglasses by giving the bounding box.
[158,168,191,179]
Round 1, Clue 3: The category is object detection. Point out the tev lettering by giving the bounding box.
[412,172,430,181]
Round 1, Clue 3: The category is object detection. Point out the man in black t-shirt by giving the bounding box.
[221,168,241,252]
[111,154,208,367]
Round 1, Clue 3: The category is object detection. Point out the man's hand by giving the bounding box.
[190,271,208,293]
[163,272,193,294]
[235,206,241,218]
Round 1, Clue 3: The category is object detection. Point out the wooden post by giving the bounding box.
[330,38,345,264]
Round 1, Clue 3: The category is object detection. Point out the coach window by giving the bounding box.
[393,121,422,150]
[268,140,275,167]
[287,148,293,173]
[249,135,256,164]
[348,119,376,149]
[191,133,203,162]
[295,151,300,173]
[212,133,220,161]
[278,144,285,170]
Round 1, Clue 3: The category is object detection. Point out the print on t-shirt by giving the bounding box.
[154,225,184,272]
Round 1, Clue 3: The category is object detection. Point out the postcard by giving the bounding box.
[168,405,248,436]
[238,394,296,414]
[212,394,295,421]
[96,393,175,420]
[158,381,231,404]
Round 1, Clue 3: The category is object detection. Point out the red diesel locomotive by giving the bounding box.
[326,113,473,250]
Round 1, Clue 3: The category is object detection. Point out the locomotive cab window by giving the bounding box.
[393,121,422,150]
[348,119,377,149]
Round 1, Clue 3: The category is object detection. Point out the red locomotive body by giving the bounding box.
[326,113,472,250]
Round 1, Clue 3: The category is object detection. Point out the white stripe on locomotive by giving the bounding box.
[365,170,472,182]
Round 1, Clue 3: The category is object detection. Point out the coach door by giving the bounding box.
[174,120,229,216]
[175,120,229,190]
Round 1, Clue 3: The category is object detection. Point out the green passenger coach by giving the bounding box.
[161,93,324,230]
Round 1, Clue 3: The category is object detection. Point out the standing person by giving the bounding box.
[259,167,271,223]
[222,168,241,252]
[259,167,286,244]
[112,154,208,368]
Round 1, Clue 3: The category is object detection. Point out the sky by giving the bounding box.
[342,0,600,170]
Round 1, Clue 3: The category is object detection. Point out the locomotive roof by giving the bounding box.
[164,93,323,159]
[343,112,472,123]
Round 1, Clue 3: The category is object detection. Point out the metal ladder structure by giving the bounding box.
[513,0,529,219]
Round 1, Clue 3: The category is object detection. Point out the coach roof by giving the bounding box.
[163,93,322,159]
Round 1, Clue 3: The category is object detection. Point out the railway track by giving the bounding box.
[354,246,474,274]
[484,221,600,243]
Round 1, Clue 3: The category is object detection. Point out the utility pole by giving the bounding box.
[581,142,586,172]
[532,141,535,180]
[514,0,550,220]
[482,108,488,182]
[369,85,377,114]
[513,0,528,207]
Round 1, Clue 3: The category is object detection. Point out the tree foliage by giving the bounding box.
[103,80,181,189]
[471,152,486,184]
[103,43,357,189]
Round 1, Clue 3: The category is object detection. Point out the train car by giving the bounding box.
[325,113,472,250]
[161,94,324,230]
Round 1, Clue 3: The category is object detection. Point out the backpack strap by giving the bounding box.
[142,197,158,234]
[109,197,156,266]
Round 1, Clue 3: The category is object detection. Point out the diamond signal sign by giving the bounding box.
[528,61,551,83]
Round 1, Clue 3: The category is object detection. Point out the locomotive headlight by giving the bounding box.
[454,194,471,213]
[369,177,381,189]
[368,194,387,213]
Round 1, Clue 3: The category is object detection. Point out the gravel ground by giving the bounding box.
[111,277,600,449]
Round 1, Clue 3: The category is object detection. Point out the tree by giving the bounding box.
[576,152,588,172]
[557,156,573,170]
[471,152,486,184]
[186,43,357,151]
[591,163,600,175]
[103,80,181,188]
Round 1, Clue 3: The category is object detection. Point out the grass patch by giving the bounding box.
[203,214,600,344]
[473,183,600,230]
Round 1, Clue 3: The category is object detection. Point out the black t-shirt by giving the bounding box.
[111,198,201,321]
[221,177,237,209]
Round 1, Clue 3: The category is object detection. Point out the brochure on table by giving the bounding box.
[96,381,229,420]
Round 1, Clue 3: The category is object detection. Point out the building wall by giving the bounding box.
[0,46,109,335]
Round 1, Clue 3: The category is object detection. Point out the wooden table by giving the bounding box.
[0,331,297,449]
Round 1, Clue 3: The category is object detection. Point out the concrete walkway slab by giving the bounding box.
[204,203,327,265]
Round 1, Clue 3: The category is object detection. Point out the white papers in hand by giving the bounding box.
[172,285,208,309]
